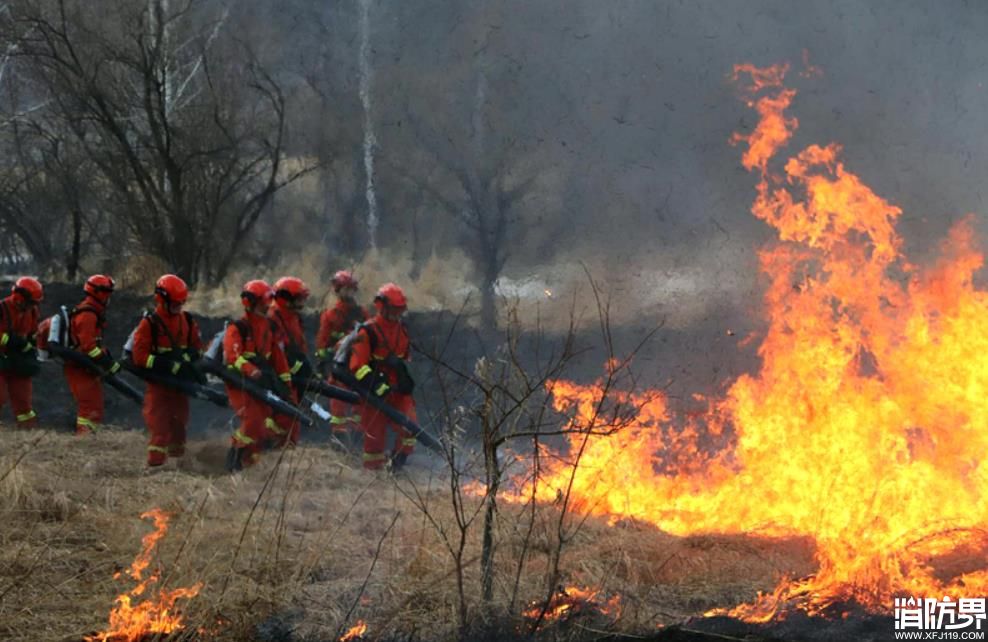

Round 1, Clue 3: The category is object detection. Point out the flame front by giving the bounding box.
[507,62,988,619]
[86,509,203,642]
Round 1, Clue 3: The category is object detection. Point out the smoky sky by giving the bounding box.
[366,0,988,273]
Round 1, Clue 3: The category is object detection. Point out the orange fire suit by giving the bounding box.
[316,298,367,430]
[268,300,307,446]
[223,311,293,467]
[66,296,111,434]
[348,315,416,469]
[131,306,203,465]
[0,295,39,426]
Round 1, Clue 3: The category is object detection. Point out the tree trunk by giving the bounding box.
[480,408,500,603]
[67,207,81,280]
[480,248,499,330]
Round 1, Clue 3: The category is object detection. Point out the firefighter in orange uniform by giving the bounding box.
[0,277,44,426]
[224,280,294,470]
[315,270,368,432]
[66,275,118,435]
[268,276,311,446]
[130,275,204,466]
[349,283,417,470]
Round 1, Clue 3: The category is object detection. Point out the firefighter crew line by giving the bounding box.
[0,272,420,472]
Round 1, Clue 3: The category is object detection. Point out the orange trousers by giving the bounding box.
[328,376,361,433]
[143,383,190,466]
[227,386,279,467]
[0,372,36,426]
[65,364,103,434]
[272,412,300,447]
[360,393,416,470]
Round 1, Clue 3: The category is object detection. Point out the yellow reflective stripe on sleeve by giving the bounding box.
[147,445,169,453]
[402,438,417,447]
[265,417,286,435]
[374,383,389,396]
[242,351,256,358]
[278,372,291,382]
[315,349,329,358]
[16,410,36,422]
[87,346,103,358]
[76,417,99,430]
[355,365,372,381]
[145,355,156,369]
[0,333,8,346]
[232,429,254,445]
[233,355,249,371]
[170,361,181,375]
[329,415,354,425]
[156,347,172,353]
[363,452,387,461]
[289,361,303,374]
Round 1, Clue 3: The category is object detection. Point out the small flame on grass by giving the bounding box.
[86,509,203,642]
[523,585,621,628]
[340,620,368,641]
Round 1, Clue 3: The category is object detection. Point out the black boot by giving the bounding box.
[388,451,408,473]
[225,446,244,473]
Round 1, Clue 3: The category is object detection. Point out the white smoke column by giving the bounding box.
[359,0,378,249]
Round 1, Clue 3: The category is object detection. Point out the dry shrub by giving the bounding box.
[109,253,172,291]
[186,246,478,320]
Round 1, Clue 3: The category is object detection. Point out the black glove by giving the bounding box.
[93,350,121,375]
[187,362,209,386]
[291,357,314,384]
[150,355,181,376]
[315,349,334,377]
[356,368,390,398]
[5,333,28,352]
[273,377,293,402]
[390,358,415,395]
[5,346,40,377]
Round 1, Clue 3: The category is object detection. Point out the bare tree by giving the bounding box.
[5,0,311,285]
[397,275,660,634]
[400,88,541,331]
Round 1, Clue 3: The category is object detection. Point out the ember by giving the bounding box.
[500,60,988,621]
[86,509,203,642]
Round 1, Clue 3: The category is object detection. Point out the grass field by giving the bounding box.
[0,426,815,641]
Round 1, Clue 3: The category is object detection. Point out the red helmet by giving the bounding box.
[155,274,188,306]
[374,283,407,310]
[331,270,358,291]
[84,274,115,303]
[11,277,43,305]
[273,276,310,304]
[241,279,273,308]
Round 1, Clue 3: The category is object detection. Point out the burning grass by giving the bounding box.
[0,427,815,641]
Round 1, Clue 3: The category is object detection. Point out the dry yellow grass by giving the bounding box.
[0,426,816,641]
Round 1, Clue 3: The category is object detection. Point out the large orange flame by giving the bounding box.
[504,62,988,620]
[86,509,203,642]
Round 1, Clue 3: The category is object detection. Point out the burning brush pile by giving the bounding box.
[497,59,988,634]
